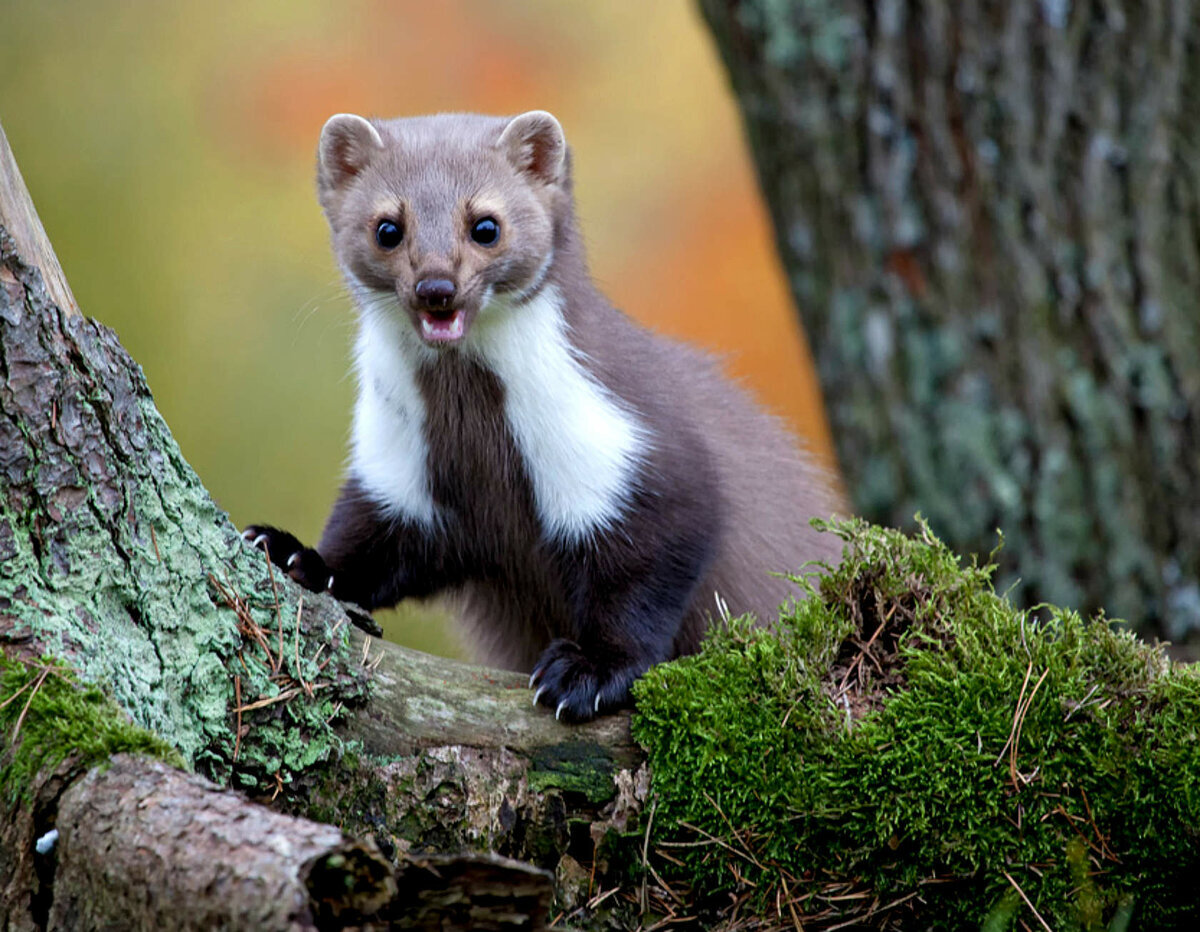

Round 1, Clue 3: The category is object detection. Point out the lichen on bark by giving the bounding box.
[0,227,368,788]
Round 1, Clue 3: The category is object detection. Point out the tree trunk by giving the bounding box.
[698,0,1200,639]
[0,121,641,930]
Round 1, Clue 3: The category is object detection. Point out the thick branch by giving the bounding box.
[0,125,77,317]
[49,756,396,931]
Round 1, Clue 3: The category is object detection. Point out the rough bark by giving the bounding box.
[698,0,1200,639]
[49,756,396,932]
[0,121,642,930]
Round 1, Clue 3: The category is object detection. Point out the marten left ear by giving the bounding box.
[498,111,566,186]
[318,114,385,197]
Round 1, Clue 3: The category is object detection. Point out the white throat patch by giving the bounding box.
[349,296,437,526]
[347,283,649,540]
[466,286,649,541]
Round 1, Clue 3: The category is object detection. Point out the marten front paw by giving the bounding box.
[241,524,335,595]
[529,639,636,723]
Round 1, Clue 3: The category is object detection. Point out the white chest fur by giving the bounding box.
[350,307,438,526]
[467,286,649,540]
[348,285,649,541]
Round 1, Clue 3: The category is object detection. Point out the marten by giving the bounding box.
[243,110,846,722]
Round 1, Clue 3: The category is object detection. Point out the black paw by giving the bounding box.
[529,639,636,723]
[241,524,334,595]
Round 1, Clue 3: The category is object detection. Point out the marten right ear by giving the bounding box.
[498,111,566,186]
[317,114,385,198]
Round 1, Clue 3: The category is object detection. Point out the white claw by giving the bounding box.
[532,686,546,707]
[240,528,256,542]
[252,533,269,549]
[555,701,566,721]
[594,693,602,713]
[287,552,302,568]
[325,575,335,592]
[529,668,543,689]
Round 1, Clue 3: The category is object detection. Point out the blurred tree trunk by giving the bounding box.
[699,0,1200,639]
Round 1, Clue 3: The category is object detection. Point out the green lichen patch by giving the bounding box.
[0,254,368,798]
[632,518,1200,930]
[0,654,183,802]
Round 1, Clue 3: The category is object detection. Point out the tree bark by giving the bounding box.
[49,756,396,932]
[698,0,1200,639]
[0,121,641,930]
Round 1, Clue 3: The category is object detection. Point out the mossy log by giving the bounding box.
[698,0,1200,641]
[0,121,641,930]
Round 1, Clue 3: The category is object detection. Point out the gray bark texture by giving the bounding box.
[0,121,642,931]
[48,756,396,932]
[698,0,1200,639]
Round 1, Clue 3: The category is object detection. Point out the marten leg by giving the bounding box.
[530,529,714,722]
[244,479,440,609]
[241,524,335,594]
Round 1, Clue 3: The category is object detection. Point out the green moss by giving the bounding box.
[528,741,616,804]
[0,654,183,801]
[632,519,1200,929]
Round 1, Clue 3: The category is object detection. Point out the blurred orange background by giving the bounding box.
[1,0,833,656]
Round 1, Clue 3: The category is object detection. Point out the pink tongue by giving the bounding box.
[420,310,464,342]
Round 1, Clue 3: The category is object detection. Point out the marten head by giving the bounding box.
[317,111,568,348]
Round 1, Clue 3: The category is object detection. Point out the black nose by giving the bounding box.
[415,278,456,310]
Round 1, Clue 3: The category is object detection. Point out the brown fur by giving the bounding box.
[246,110,847,721]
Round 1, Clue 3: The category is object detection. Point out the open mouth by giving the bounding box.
[418,309,466,344]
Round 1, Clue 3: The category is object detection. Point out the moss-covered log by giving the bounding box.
[0,121,641,930]
[698,0,1200,640]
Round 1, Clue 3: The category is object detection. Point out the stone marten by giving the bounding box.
[244,110,845,721]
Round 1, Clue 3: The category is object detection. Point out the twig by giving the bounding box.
[1079,787,1119,862]
[995,661,1035,766]
[260,547,283,674]
[1002,870,1052,932]
[8,667,50,743]
[640,797,658,914]
[0,675,36,713]
[704,790,767,872]
[232,675,243,762]
[1010,668,1050,789]
[294,597,312,697]
[233,682,332,715]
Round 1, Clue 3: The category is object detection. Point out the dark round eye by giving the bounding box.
[470,216,500,246]
[375,220,403,249]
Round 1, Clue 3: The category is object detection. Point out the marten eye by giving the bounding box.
[470,217,500,246]
[375,220,403,250]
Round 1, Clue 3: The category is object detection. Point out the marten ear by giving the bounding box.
[318,114,385,196]
[498,111,566,186]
